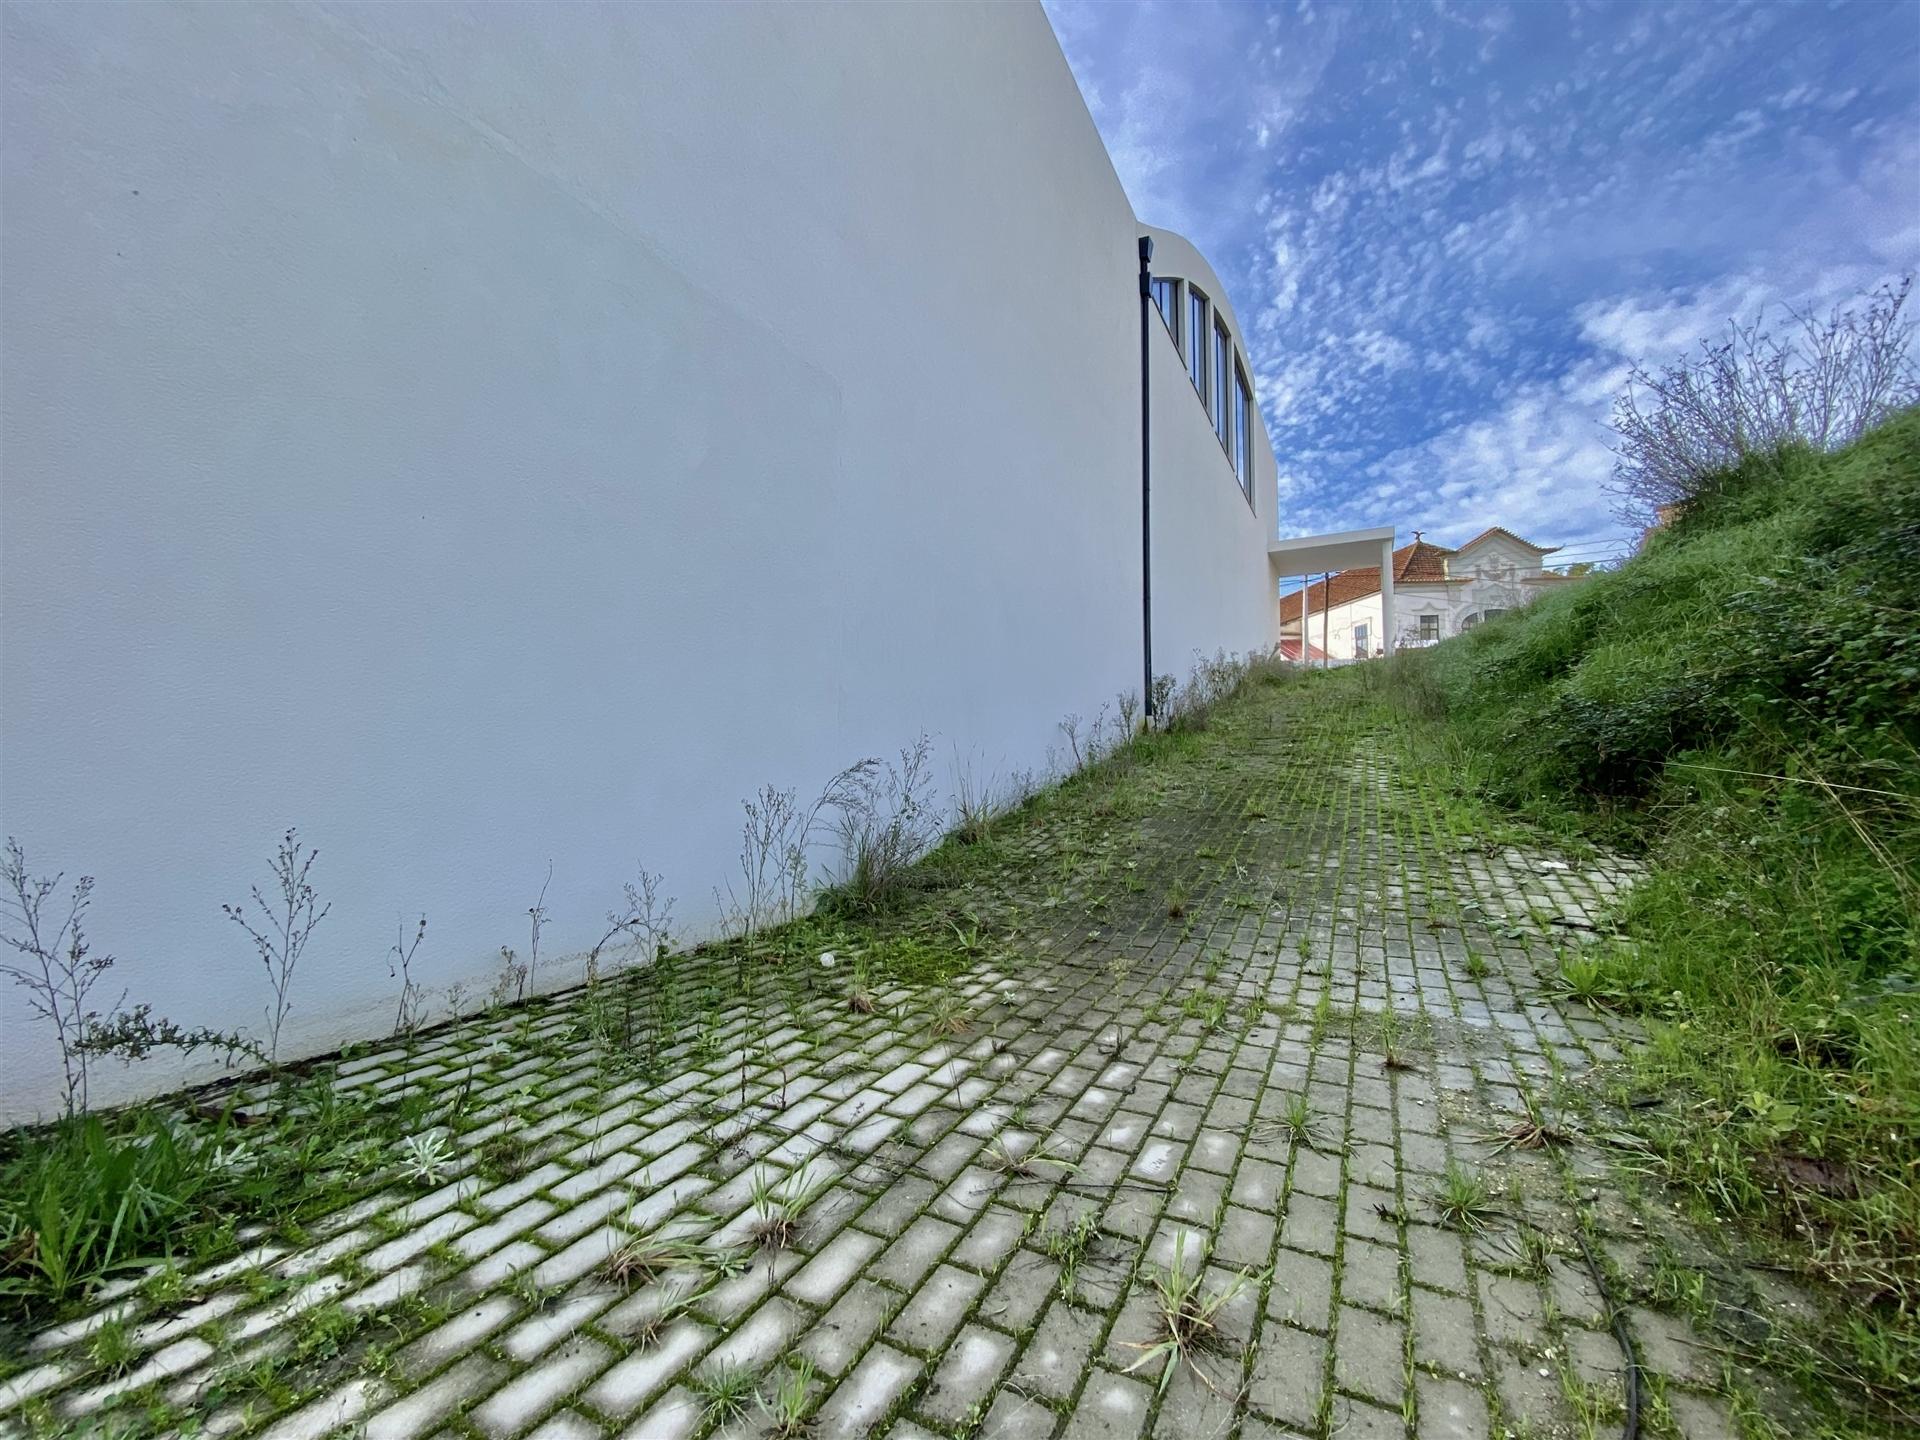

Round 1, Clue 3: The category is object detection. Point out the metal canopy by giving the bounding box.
[1266,525,1396,576]
[1269,525,1399,659]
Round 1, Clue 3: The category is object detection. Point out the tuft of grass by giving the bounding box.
[928,989,971,1036]
[1430,1161,1496,1233]
[983,1132,1078,1180]
[1,1071,438,1319]
[1038,1209,1100,1300]
[88,1314,139,1376]
[759,1355,818,1437]
[476,1131,533,1182]
[1120,1234,1261,1396]
[627,1280,706,1348]
[603,1226,704,1289]
[691,1363,759,1428]
[748,1164,834,1250]
[1487,1096,1572,1154]
[507,1266,563,1313]
[1256,1091,1331,1153]
[1546,951,1619,1008]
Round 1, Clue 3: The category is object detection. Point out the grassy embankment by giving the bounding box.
[1372,410,1920,1422]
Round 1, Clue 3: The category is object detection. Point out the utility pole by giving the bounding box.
[1138,235,1154,719]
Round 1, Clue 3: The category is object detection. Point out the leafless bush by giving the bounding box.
[224,827,330,1065]
[526,862,552,988]
[1058,713,1086,770]
[1063,704,1122,771]
[719,780,836,957]
[1085,703,1113,765]
[7,839,258,1111]
[390,913,428,1036]
[587,865,674,982]
[1608,278,1919,525]
[490,945,528,1008]
[827,735,940,913]
[1150,673,1176,718]
[4,839,116,1114]
[441,979,471,1024]
[1162,650,1248,733]
[1005,767,1042,810]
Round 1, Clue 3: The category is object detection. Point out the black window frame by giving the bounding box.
[1234,362,1255,504]
[1187,286,1209,406]
[1150,277,1180,352]
[1213,319,1231,451]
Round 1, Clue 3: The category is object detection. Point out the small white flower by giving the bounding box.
[818,951,836,970]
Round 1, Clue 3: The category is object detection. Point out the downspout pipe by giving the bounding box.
[1138,235,1154,719]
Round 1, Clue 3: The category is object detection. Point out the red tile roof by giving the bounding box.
[1277,539,1453,624]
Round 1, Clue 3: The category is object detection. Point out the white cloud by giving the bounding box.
[1047,0,1920,560]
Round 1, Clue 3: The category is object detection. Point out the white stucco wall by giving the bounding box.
[1286,593,1388,659]
[0,2,1276,1118]
[1139,227,1277,678]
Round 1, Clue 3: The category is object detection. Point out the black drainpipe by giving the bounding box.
[1138,235,1154,719]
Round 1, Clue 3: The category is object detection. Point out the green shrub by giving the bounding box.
[1378,410,1920,1421]
[0,1113,214,1304]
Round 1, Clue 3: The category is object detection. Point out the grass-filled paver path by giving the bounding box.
[4,670,1814,1440]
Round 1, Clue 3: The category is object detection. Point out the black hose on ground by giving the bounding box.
[1576,1224,1644,1440]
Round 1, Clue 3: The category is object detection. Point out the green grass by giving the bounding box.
[0,1071,436,1327]
[1121,1233,1262,1397]
[1429,1161,1496,1232]
[691,1363,759,1428]
[0,647,1309,1430]
[1367,410,1920,1428]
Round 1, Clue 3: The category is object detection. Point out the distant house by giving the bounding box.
[1278,527,1576,658]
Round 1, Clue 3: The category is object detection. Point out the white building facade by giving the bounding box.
[0,3,1281,1118]
[1279,529,1575,660]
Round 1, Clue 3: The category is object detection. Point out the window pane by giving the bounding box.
[1214,327,1230,445]
[1230,378,1243,470]
[1151,278,1178,345]
[1235,370,1253,497]
[1188,291,1207,401]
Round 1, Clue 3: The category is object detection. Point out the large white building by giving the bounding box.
[1278,528,1576,660]
[0,3,1282,1116]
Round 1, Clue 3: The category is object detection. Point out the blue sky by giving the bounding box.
[1046,0,1920,560]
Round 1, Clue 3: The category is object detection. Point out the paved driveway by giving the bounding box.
[3,675,1761,1440]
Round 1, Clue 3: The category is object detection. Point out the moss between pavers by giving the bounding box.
[4,672,1791,1440]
